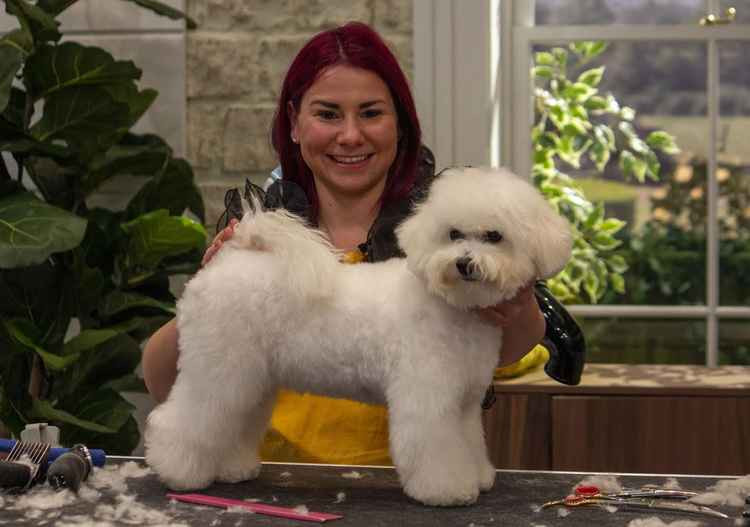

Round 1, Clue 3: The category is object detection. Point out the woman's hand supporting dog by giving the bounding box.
[474,282,546,368]
[201,218,239,267]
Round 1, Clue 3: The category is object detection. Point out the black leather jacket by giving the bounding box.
[218,147,585,389]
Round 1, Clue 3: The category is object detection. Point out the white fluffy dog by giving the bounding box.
[145,167,572,506]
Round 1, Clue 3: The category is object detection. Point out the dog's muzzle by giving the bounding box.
[455,257,479,281]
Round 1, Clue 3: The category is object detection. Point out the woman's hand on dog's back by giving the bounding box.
[202,218,239,267]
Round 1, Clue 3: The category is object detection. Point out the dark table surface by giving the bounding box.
[1,457,746,526]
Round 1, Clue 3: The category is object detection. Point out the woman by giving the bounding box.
[143,22,579,465]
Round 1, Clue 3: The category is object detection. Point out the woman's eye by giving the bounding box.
[484,230,503,243]
[449,229,464,241]
[362,109,382,119]
[316,110,338,120]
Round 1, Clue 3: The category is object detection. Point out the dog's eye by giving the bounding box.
[484,230,503,243]
[449,229,465,241]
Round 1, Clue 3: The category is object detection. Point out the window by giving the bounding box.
[414,0,750,365]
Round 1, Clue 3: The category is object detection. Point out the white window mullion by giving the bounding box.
[706,36,720,366]
[511,31,533,180]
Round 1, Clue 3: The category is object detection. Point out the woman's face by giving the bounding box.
[290,65,399,199]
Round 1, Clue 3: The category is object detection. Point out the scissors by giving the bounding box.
[542,485,729,520]
[574,484,699,500]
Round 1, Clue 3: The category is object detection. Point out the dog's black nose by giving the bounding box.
[456,257,473,277]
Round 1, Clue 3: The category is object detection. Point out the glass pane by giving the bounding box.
[535,0,707,25]
[718,41,750,306]
[719,319,750,365]
[719,2,750,23]
[532,42,706,306]
[581,317,705,363]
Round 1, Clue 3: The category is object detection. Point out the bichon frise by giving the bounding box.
[145,167,572,506]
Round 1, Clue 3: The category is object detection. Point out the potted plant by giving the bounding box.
[1,0,203,454]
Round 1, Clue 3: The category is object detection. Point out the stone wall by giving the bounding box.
[185,0,414,229]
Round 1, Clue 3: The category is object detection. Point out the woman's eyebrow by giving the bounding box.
[310,100,339,109]
[309,100,386,109]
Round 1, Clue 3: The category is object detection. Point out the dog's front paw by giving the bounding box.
[478,462,496,492]
[403,470,479,506]
[145,406,217,490]
[215,455,261,484]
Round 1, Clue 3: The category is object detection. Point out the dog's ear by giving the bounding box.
[529,202,573,279]
[395,203,431,266]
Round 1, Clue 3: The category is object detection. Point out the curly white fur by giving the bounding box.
[145,167,572,506]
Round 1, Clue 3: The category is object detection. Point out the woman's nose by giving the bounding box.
[337,117,364,145]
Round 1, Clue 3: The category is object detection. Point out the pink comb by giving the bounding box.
[167,493,343,523]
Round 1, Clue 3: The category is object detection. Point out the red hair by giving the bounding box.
[271,22,422,221]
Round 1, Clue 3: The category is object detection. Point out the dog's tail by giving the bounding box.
[229,201,340,300]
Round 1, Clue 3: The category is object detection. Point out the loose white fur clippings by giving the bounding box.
[688,474,750,507]
[145,167,573,507]
[626,517,703,527]
[3,463,186,526]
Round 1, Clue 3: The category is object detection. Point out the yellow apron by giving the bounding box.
[259,346,549,465]
[258,247,549,465]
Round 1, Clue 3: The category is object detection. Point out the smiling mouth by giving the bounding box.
[328,154,373,164]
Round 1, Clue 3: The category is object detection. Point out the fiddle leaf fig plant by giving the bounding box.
[533,41,679,303]
[0,0,202,454]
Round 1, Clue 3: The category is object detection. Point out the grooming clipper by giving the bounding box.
[0,440,50,492]
[47,444,93,492]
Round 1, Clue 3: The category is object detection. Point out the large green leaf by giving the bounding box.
[0,30,32,113]
[100,290,176,318]
[32,398,116,433]
[103,373,147,393]
[3,318,81,371]
[126,158,205,222]
[61,414,139,455]
[57,333,141,398]
[83,132,170,195]
[30,86,132,162]
[0,133,70,158]
[24,42,142,100]
[0,260,76,347]
[0,191,87,268]
[121,209,206,270]
[23,157,80,209]
[120,0,197,29]
[62,328,120,356]
[0,352,32,435]
[90,133,171,175]
[2,86,27,127]
[36,0,79,16]
[4,0,61,44]
[103,82,157,129]
[71,389,135,432]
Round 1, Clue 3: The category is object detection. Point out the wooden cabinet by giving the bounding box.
[481,364,750,475]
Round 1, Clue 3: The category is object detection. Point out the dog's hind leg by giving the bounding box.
[214,392,276,483]
[463,401,496,492]
[388,399,480,506]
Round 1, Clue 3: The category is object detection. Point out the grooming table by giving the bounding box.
[2,457,744,525]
